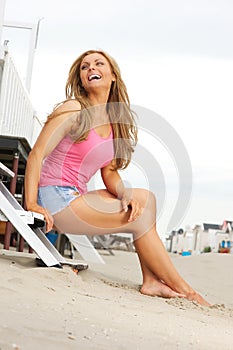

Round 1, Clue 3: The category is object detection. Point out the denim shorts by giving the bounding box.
[38,185,81,215]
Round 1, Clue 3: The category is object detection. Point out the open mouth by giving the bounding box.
[88,74,101,81]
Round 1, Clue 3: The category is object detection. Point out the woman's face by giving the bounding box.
[79,53,115,94]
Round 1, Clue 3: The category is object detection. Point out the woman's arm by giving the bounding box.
[101,163,141,222]
[25,100,81,231]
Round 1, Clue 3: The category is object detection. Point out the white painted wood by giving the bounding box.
[0,49,42,146]
[66,234,105,264]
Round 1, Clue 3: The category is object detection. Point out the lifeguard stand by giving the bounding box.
[0,161,89,269]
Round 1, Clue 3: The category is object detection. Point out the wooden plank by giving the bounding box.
[0,161,14,178]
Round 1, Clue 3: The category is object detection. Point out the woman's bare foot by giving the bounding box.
[140,279,210,306]
[185,291,210,306]
[140,279,186,299]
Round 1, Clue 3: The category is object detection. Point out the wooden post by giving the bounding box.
[4,151,19,249]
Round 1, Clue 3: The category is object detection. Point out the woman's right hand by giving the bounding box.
[27,203,54,233]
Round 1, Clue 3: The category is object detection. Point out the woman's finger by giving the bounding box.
[121,198,129,212]
[44,210,54,232]
[128,201,141,222]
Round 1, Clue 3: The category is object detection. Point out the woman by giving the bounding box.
[25,49,209,305]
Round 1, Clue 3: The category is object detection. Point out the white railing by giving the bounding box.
[0,46,42,147]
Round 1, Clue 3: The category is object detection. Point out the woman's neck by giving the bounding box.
[87,104,109,127]
[88,89,110,106]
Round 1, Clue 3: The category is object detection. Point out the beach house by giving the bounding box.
[166,221,233,255]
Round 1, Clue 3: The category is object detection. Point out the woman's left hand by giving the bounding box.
[121,196,142,222]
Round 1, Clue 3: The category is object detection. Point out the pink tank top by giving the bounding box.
[39,128,114,194]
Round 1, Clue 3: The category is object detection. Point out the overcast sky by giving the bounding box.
[2,0,233,235]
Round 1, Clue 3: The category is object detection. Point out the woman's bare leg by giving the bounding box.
[117,189,187,298]
[53,188,209,305]
[136,254,186,298]
[134,229,209,305]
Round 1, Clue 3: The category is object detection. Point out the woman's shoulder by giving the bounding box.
[33,100,82,154]
[45,99,81,125]
[54,99,81,114]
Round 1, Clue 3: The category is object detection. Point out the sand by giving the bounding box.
[0,248,232,350]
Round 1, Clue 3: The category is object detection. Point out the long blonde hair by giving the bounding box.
[48,49,138,170]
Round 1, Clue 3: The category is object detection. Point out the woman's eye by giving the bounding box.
[81,65,88,70]
[96,61,104,66]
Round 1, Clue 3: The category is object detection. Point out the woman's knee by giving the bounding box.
[134,188,156,209]
[131,208,156,240]
[128,191,157,237]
